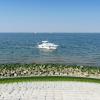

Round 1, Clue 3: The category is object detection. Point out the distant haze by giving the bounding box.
[0,0,100,33]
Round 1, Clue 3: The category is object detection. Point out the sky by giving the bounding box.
[0,0,100,33]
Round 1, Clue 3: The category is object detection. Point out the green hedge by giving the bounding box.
[0,76,100,84]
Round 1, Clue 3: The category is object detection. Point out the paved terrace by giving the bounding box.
[0,82,100,100]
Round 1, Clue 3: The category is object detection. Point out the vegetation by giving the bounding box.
[0,76,100,84]
[0,63,100,79]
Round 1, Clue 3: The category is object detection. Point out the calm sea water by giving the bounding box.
[0,33,100,66]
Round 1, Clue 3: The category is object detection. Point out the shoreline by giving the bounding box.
[0,63,100,99]
[0,63,100,79]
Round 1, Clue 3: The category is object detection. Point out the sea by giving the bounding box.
[0,33,100,66]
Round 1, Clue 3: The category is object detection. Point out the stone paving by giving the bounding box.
[0,82,100,100]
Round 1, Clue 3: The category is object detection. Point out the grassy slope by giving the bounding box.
[0,64,100,84]
[0,76,100,84]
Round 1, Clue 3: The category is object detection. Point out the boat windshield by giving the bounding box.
[42,41,48,43]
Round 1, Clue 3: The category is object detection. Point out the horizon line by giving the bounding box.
[0,32,100,34]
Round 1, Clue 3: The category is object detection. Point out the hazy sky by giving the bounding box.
[0,0,100,33]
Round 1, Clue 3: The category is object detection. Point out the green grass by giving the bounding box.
[0,63,100,84]
[0,76,100,84]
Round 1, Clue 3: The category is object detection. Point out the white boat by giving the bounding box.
[37,41,58,50]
